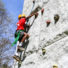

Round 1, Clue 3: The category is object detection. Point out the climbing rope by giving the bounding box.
[26,0,35,24]
[30,1,35,15]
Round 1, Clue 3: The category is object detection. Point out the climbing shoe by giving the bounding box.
[13,55,20,61]
[17,46,25,52]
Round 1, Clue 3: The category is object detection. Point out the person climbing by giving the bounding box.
[13,13,38,61]
[54,14,60,24]
[46,20,51,27]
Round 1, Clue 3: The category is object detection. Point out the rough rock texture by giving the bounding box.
[13,0,68,68]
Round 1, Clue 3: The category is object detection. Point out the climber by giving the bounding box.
[54,14,60,24]
[46,20,51,27]
[41,8,44,15]
[13,13,38,61]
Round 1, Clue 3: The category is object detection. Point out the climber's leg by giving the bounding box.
[13,41,20,61]
[21,32,29,43]
[13,55,20,61]
[17,32,29,51]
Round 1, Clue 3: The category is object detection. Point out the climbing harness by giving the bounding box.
[11,30,25,46]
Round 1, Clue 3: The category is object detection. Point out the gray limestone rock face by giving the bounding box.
[13,0,68,68]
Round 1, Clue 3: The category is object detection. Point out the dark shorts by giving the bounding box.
[15,30,24,42]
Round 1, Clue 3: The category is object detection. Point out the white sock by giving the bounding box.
[19,42,23,46]
[17,41,20,46]
[14,41,20,56]
[15,52,19,56]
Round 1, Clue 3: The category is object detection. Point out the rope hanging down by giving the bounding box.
[29,1,35,15]
[26,0,35,24]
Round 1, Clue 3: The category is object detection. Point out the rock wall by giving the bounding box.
[13,0,68,68]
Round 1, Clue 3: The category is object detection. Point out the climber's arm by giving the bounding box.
[26,12,38,19]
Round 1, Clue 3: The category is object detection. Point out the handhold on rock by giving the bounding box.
[42,48,46,55]
[35,12,38,19]
[46,20,51,27]
[31,6,42,15]
[54,14,60,24]
[33,0,35,3]
[41,8,44,15]
[53,64,58,68]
